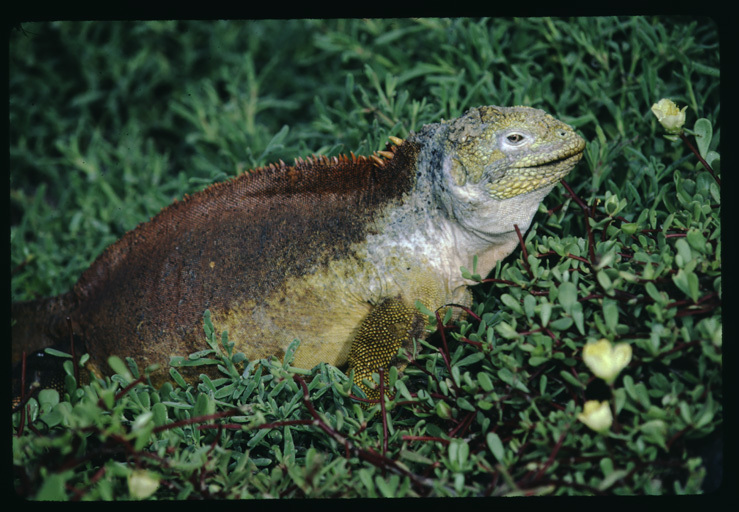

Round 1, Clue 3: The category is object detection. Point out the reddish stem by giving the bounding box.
[680,133,720,185]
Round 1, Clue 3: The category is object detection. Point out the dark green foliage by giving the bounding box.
[11,17,720,498]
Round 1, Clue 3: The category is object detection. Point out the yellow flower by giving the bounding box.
[651,98,687,137]
[128,469,160,499]
[582,339,632,384]
[577,400,613,433]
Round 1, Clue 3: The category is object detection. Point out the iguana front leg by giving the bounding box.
[347,297,427,402]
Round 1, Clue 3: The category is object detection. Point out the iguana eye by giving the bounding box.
[506,133,526,145]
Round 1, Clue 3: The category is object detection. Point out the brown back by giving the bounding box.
[67,143,419,373]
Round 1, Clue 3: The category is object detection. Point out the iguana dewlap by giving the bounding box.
[12,106,585,400]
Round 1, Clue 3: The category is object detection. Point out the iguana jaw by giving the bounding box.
[486,149,584,200]
[513,144,585,170]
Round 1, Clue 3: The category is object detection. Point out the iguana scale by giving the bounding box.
[12,106,585,401]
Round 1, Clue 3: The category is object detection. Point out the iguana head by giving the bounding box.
[414,105,586,239]
[445,105,585,197]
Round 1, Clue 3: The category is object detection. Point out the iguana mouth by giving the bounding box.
[487,150,584,200]
[515,136,586,168]
[531,149,584,172]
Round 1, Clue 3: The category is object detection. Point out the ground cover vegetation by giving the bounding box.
[10,17,722,498]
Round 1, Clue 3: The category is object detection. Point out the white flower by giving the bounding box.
[577,400,613,433]
[582,339,632,384]
[651,98,687,137]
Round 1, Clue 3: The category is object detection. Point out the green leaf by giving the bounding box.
[693,118,713,158]
[169,368,188,388]
[529,356,549,367]
[497,368,530,393]
[640,419,668,449]
[152,402,169,427]
[486,432,505,463]
[36,471,73,500]
[495,321,520,340]
[477,371,494,392]
[674,238,693,267]
[38,388,60,409]
[193,392,215,418]
[500,293,523,314]
[572,302,585,335]
[549,316,573,331]
[602,299,619,332]
[645,281,668,305]
[455,352,485,367]
[43,348,73,358]
[539,301,552,327]
[672,268,700,302]
[598,469,630,491]
[560,370,585,388]
[523,294,537,319]
[597,270,613,292]
[108,355,132,380]
[621,222,639,235]
[685,228,707,253]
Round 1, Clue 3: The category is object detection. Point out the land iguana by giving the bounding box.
[12,105,585,402]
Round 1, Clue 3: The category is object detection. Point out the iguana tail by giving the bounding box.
[11,292,90,405]
[11,292,77,364]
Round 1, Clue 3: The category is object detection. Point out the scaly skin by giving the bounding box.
[12,105,585,402]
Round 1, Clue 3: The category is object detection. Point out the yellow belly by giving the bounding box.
[209,251,464,370]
